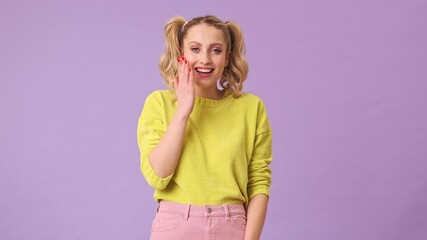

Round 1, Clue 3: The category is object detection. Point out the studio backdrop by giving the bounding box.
[1,0,426,239]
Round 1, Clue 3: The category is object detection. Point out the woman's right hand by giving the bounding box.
[172,56,195,118]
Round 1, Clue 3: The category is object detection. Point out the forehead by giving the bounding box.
[183,24,226,45]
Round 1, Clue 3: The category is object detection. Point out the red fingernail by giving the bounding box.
[189,68,191,72]
[185,60,188,64]
[181,56,185,60]
[177,58,181,62]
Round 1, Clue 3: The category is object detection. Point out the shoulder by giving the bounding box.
[141,90,175,115]
[236,92,268,109]
[236,92,264,102]
[238,92,271,122]
[144,90,174,106]
[146,89,171,100]
[238,93,272,133]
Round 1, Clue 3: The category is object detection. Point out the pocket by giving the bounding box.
[230,215,247,231]
[151,212,183,232]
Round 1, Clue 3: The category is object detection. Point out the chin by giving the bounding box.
[195,77,215,84]
[194,81,217,90]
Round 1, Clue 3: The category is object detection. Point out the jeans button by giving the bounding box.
[207,207,212,213]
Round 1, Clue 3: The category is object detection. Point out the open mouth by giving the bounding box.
[195,68,214,74]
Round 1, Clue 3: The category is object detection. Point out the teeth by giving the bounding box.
[196,68,213,73]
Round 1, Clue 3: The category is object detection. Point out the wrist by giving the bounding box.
[174,108,190,120]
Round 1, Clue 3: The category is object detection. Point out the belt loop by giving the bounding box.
[184,204,190,221]
[156,204,160,213]
[222,204,230,221]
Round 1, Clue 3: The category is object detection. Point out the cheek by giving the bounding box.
[217,58,227,68]
[182,49,193,60]
[184,56,196,65]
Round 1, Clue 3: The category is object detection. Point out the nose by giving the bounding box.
[199,51,211,65]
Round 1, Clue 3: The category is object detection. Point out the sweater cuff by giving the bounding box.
[248,187,270,200]
[140,154,173,190]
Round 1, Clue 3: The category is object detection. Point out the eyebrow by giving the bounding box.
[188,41,224,47]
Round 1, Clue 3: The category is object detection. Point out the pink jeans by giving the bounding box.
[150,201,247,240]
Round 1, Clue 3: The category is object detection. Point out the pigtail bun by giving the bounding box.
[223,21,248,97]
[159,16,186,89]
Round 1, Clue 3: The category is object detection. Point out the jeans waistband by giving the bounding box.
[157,201,246,220]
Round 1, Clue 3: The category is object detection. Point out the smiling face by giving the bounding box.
[182,23,229,98]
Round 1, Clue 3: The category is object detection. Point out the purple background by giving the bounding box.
[1,0,426,239]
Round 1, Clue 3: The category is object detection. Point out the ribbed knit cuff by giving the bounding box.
[248,187,270,200]
[141,154,173,190]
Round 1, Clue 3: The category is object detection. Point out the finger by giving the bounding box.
[188,66,194,88]
[182,57,188,85]
[177,57,182,81]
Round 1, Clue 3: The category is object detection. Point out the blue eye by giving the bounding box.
[212,49,222,54]
[191,47,200,52]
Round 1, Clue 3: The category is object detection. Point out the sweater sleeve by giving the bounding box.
[137,92,174,190]
[247,99,273,199]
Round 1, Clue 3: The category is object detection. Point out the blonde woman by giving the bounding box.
[137,15,273,240]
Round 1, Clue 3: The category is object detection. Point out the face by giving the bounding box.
[182,24,229,93]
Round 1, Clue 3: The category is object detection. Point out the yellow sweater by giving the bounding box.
[137,90,272,207]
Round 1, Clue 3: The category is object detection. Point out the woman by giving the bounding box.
[137,15,273,240]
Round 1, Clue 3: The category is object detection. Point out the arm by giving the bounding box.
[245,99,273,239]
[146,57,195,178]
[245,194,269,240]
[148,111,189,178]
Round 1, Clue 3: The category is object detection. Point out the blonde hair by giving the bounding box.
[159,15,249,98]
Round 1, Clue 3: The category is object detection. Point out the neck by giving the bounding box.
[195,87,225,100]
